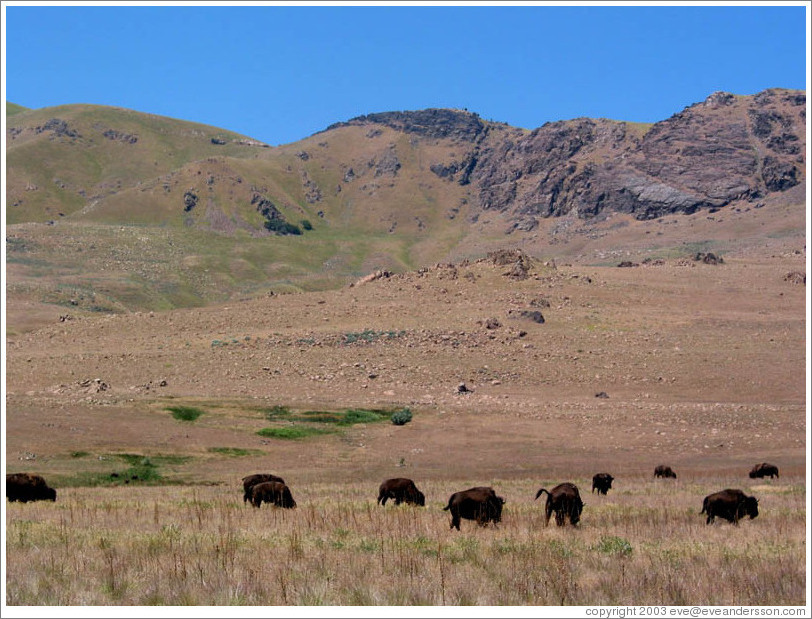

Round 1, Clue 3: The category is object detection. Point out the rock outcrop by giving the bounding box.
[331,89,805,227]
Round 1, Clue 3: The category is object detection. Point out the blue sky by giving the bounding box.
[2,2,809,146]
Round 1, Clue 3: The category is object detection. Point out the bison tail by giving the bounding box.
[534,488,549,501]
[442,501,451,511]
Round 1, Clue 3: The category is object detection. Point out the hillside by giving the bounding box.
[4,89,807,333]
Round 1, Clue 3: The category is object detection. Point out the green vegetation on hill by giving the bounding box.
[5,103,475,321]
[7,102,30,116]
[6,104,268,223]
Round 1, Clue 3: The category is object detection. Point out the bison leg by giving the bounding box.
[544,504,553,526]
[450,508,461,531]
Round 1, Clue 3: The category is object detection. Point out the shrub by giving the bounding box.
[391,408,413,426]
[264,219,302,235]
[301,219,313,231]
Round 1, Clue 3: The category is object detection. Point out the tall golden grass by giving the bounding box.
[4,477,805,606]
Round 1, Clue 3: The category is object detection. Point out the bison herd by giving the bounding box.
[7,461,781,530]
[237,462,779,530]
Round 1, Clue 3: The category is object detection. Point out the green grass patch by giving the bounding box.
[166,405,205,422]
[593,536,633,556]
[51,453,193,487]
[256,426,335,440]
[207,447,263,457]
[290,408,392,426]
[113,453,191,466]
[294,411,344,423]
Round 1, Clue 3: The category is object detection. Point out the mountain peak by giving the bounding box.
[324,107,489,141]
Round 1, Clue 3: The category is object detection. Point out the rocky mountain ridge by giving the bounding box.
[5,88,806,328]
[355,89,805,229]
[6,88,805,231]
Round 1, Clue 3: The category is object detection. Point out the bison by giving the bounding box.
[377,478,425,506]
[249,481,297,509]
[591,473,614,495]
[443,486,506,531]
[242,473,286,503]
[6,473,57,503]
[654,465,677,479]
[749,463,779,479]
[701,488,759,525]
[535,482,583,526]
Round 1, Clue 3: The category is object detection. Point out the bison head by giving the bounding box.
[742,496,759,519]
[489,495,506,523]
[570,497,584,525]
[413,489,426,506]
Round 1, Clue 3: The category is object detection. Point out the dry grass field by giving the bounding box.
[4,223,809,609]
[3,477,806,606]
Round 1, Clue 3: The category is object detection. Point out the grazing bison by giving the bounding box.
[249,481,297,509]
[591,473,614,495]
[749,463,779,479]
[6,473,57,503]
[535,482,583,526]
[701,489,759,525]
[377,478,425,506]
[242,473,285,503]
[443,486,506,531]
[654,465,677,479]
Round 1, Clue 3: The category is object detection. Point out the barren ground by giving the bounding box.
[5,239,807,488]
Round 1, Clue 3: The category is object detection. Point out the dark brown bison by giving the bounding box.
[535,482,583,526]
[249,480,297,509]
[6,473,57,503]
[242,473,286,503]
[377,478,425,506]
[591,473,614,495]
[749,463,779,479]
[701,489,759,525]
[654,465,677,479]
[443,486,506,531]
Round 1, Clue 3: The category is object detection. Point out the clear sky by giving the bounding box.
[2,1,809,146]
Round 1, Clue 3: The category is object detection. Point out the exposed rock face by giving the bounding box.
[326,108,488,142]
[373,147,402,177]
[35,118,80,139]
[102,129,138,144]
[464,89,805,224]
[333,89,805,226]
